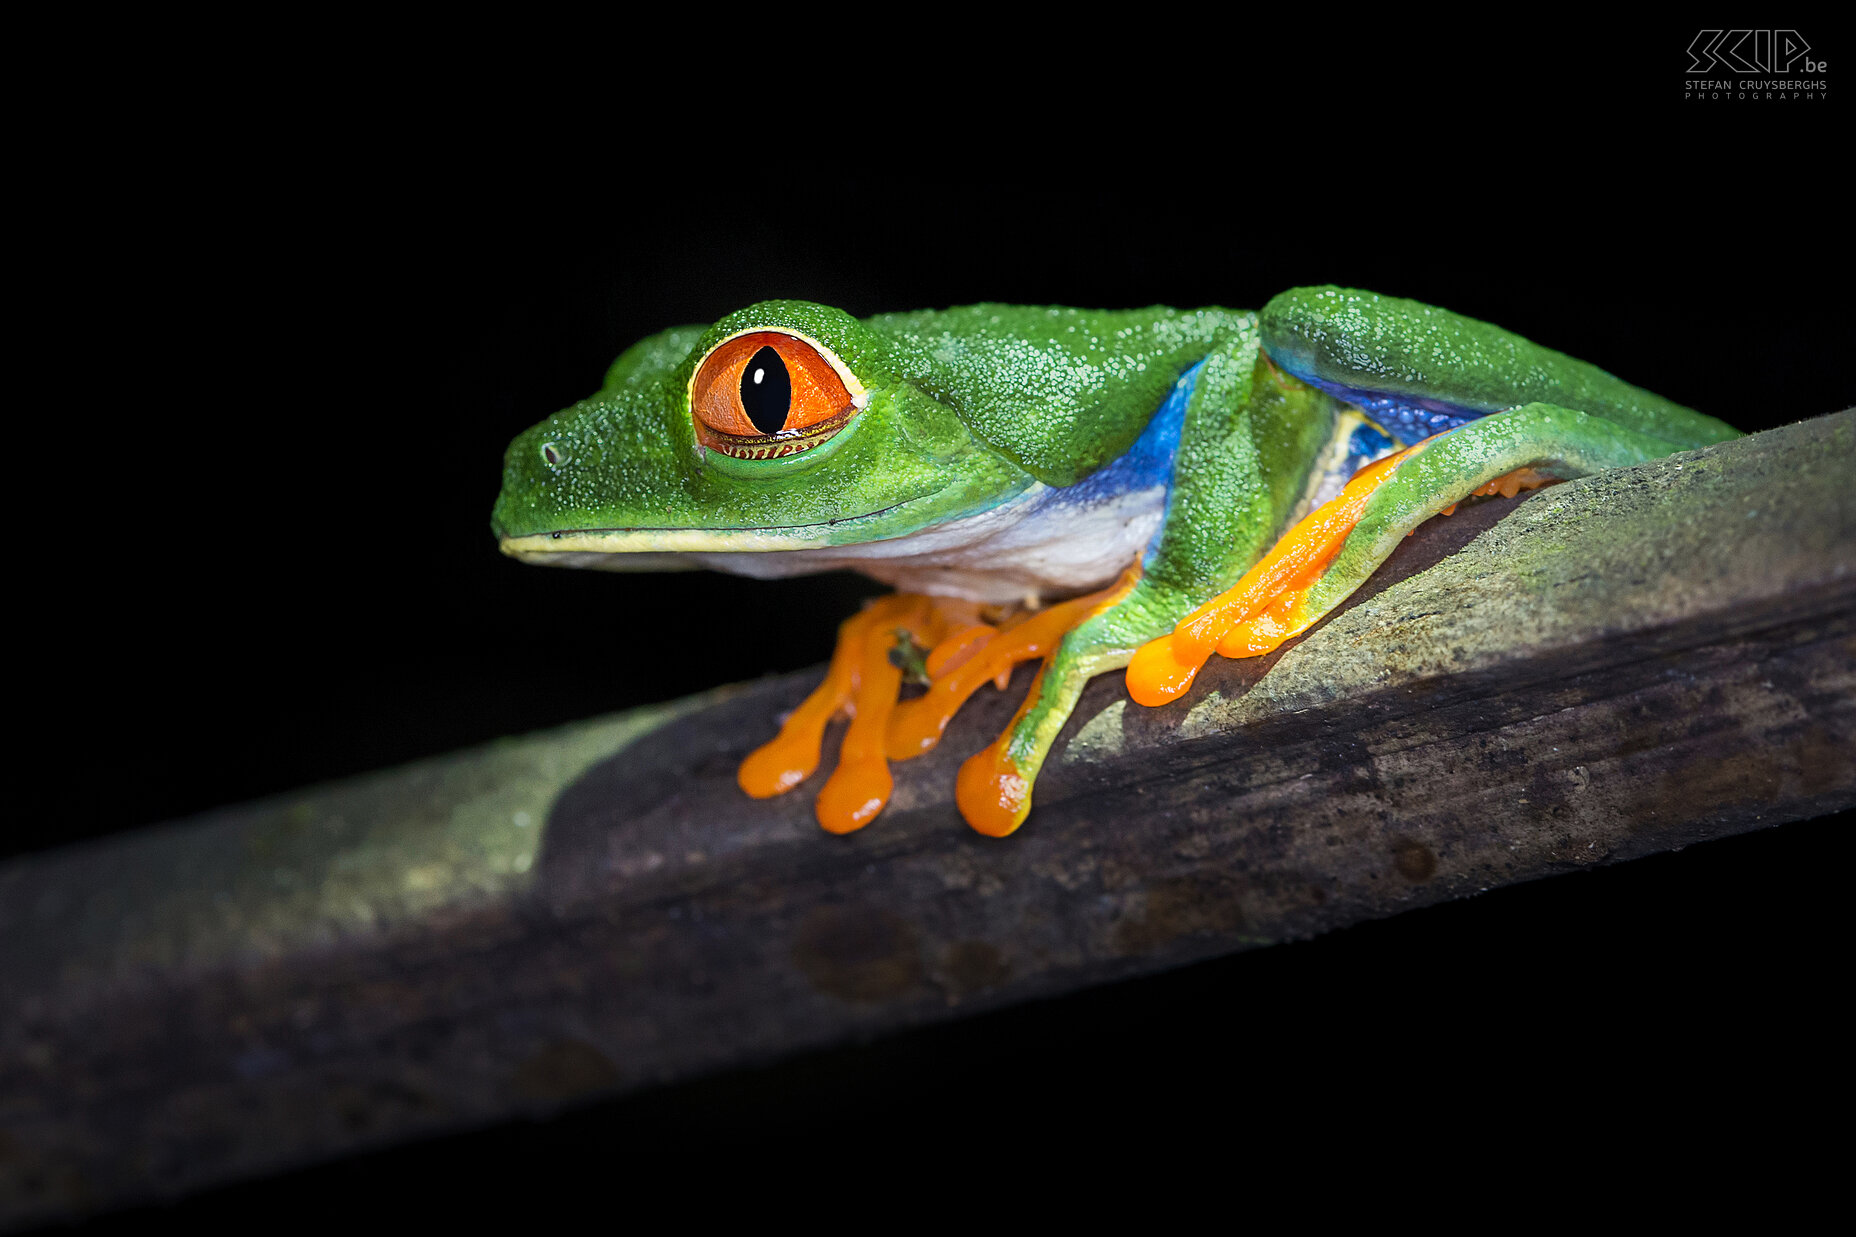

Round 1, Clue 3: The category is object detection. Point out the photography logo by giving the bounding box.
[1685,30,1829,100]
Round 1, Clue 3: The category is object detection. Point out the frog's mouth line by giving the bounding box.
[500,525,836,560]
[496,498,922,563]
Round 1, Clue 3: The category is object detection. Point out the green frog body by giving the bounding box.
[493,288,1736,835]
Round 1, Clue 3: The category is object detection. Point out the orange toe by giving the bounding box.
[1126,632,1204,706]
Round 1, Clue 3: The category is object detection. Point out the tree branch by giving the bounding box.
[4,412,1852,1225]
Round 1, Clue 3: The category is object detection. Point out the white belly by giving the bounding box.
[685,480,1167,604]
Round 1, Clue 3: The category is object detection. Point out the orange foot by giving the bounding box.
[739,565,1140,835]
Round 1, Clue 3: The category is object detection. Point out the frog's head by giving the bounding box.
[491,300,1034,569]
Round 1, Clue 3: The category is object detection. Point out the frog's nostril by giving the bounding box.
[540,441,568,467]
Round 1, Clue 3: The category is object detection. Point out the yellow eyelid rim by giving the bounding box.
[687,326,871,417]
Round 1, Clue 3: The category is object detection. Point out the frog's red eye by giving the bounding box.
[690,332,860,460]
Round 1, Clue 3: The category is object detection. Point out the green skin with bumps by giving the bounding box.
[493,288,1739,828]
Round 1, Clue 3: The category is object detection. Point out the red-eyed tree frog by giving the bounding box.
[492,288,1739,837]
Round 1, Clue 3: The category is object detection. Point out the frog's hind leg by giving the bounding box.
[1127,403,1684,703]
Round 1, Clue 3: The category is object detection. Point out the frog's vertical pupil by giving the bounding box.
[740,346,791,435]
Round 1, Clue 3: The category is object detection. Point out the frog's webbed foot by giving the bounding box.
[739,565,1146,836]
[1127,402,1677,703]
[738,592,951,834]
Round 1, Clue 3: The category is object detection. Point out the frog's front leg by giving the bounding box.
[950,575,1180,836]
[940,324,1334,835]
[738,591,981,834]
[736,573,1150,835]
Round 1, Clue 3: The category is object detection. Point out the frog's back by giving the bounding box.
[863,304,1254,487]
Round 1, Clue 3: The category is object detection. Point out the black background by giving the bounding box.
[23,23,1852,1224]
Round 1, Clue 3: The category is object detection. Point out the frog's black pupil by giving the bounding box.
[740,346,791,435]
